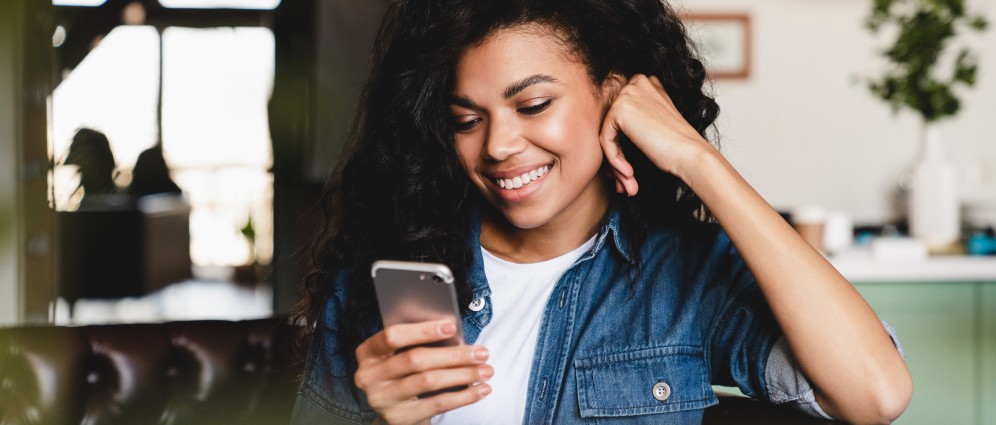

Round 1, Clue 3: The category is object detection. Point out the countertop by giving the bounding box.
[830,248,996,283]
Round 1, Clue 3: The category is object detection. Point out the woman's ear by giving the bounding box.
[600,72,627,107]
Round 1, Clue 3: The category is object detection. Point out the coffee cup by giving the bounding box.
[792,206,827,254]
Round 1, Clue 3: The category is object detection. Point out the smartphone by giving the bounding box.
[371,260,465,348]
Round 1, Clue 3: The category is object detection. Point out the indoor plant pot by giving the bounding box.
[866,0,987,249]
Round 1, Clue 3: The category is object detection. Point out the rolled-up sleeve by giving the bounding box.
[764,320,905,419]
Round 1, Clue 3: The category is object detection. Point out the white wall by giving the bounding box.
[683,0,996,226]
[0,1,23,325]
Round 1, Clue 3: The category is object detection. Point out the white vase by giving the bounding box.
[908,123,959,248]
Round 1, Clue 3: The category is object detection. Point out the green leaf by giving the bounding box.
[970,16,988,30]
[240,216,256,241]
[864,0,986,121]
[952,49,978,85]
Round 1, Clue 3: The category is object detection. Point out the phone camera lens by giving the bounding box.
[431,275,443,283]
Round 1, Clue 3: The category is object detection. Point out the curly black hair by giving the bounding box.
[293,0,720,359]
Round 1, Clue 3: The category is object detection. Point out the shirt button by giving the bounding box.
[468,298,486,312]
[652,382,671,401]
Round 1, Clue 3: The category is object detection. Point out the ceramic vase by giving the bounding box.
[908,123,959,248]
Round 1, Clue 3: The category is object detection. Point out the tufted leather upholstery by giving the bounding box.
[0,319,300,425]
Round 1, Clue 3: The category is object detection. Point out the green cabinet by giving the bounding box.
[983,284,996,424]
[856,282,996,425]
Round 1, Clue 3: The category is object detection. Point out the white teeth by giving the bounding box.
[494,165,550,190]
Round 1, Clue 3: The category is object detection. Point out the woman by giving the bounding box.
[292,0,912,424]
[64,128,120,209]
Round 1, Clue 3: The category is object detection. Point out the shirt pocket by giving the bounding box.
[573,345,718,418]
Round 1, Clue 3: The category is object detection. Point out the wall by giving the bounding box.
[0,1,23,325]
[683,0,996,226]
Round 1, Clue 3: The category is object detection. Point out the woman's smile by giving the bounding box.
[492,164,550,191]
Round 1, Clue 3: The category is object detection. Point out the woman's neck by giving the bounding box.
[480,185,610,264]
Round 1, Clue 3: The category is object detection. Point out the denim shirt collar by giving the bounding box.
[460,199,633,343]
[590,199,635,265]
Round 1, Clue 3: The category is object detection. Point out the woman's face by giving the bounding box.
[450,25,612,231]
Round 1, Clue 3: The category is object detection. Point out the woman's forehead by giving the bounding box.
[452,25,587,95]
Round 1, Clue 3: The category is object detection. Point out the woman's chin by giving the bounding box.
[492,207,550,231]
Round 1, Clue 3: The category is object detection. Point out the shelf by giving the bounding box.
[831,248,996,283]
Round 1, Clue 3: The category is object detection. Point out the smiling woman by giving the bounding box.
[291,1,912,424]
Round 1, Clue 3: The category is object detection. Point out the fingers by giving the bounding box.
[382,344,490,376]
[598,109,633,175]
[366,363,492,410]
[647,74,664,89]
[357,320,457,361]
[600,98,639,197]
[398,364,494,400]
[377,383,493,425]
[612,167,639,196]
[355,321,493,423]
[642,75,677,110]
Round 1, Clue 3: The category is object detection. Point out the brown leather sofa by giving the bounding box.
[0,319,299,425]
[0,318,837,425]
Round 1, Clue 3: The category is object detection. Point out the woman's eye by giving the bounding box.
[451,117,481,132]
[519,99,552,116]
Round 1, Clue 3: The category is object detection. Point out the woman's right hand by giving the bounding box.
[354,320,493,425]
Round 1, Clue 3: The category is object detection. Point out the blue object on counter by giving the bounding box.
[967,233,996,256]
[854,231,876,246]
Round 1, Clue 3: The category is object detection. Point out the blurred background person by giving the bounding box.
[63,128,128,210]
[128,144,183,198]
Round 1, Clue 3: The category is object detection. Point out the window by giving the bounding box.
[52,0,107,6]
[161,26,274,266]
[159,0,280,9]
[51,26,160,209]
[51,25,274,268]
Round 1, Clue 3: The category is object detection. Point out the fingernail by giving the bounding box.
[473,348,490,362]
[479,365,494,379]
[439,322,456,336]
[478,384,492,396]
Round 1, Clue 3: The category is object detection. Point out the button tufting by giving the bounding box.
[468,298,486,312]
[652,381,671,401]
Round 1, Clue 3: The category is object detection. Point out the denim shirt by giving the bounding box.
[292,205,801,424]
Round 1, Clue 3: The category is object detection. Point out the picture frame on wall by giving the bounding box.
[681,13,752,80]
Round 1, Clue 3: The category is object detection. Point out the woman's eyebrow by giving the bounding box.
[450,95,478,109]
[448,74,560,109]
[503,74,559,98]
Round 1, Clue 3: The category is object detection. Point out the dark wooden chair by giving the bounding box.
[58,195,192,306]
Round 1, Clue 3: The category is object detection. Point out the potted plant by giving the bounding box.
[865,0,987,248]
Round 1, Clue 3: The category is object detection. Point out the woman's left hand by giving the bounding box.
[599,74,716,196]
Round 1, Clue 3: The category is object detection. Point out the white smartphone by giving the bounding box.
[371,260,465,347]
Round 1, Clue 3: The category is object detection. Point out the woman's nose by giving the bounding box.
[484,117,526,161]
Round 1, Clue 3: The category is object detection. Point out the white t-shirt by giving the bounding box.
[433,236,596,425]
